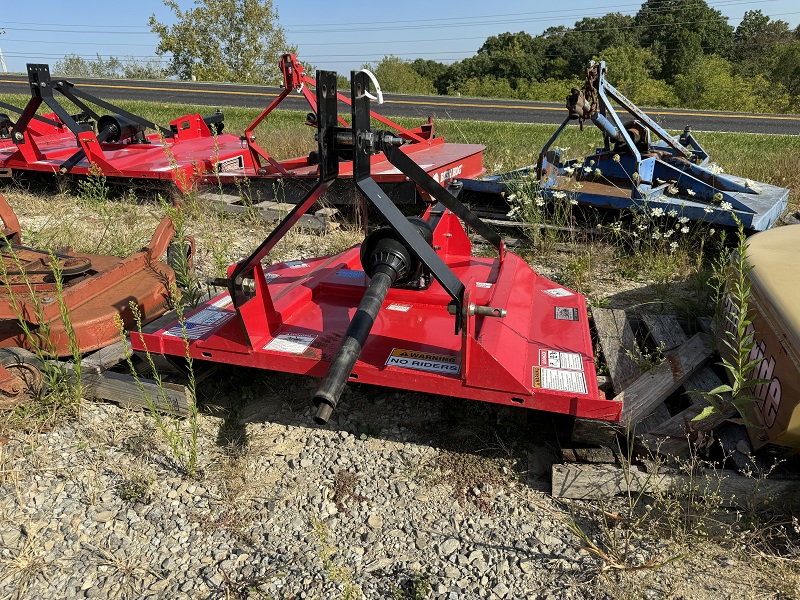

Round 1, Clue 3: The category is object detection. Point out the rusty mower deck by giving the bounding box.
[0,193,188,407]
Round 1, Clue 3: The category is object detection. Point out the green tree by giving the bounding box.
[769,41,800,97]
[597,45,678,107]
[734,10,792,75]
[476,31,546,85]
[149,0,295,84]
[122,58,167,80]
[54,54,124,78]
[635,0,733,81]
[409,58,449,93]
[365,56,436,95]
[673,55,770,111]
[543,14,640,76]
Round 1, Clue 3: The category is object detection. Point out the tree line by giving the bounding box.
[53,0,799,113]
[370,1,800,113]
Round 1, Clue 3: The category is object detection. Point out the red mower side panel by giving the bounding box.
[132,210,619,422]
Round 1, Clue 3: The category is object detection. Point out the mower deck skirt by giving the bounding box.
[133,247,620,422]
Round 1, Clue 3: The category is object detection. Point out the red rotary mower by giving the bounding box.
[131,70,619,425]
[0,55,483,205]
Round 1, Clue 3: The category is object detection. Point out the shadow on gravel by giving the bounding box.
[201,364,572,495]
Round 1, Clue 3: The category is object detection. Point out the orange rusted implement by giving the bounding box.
[0,193,187,405]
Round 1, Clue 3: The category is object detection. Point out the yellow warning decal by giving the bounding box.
[386,348,461,374]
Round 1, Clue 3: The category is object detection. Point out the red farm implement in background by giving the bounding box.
[0,55,483,205]
[131,70,619,425]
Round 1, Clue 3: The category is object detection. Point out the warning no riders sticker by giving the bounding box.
[385,349,461,375]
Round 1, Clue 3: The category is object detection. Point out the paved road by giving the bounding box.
[1,73,799,135]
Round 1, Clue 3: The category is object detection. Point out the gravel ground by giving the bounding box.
[1,191,798,599]
[2,369,798,600]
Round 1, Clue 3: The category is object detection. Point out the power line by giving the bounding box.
[4,8,796,58]
[0,0,788,36]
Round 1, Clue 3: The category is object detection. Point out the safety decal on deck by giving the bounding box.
[214,155,244,173]
[210,295,233,310]
[542,287,574,297]
[554,306,579,321]
[539,350,584,371]
[386,303,412,312]
[386,348,461,374]
[284,260,309,269]
[187,308,235,326]
[264,272,281,283]
[533,366,587,394]
[336,269,364,278]
[163,322,216,340]
[263,333,317,354]
[476,282,493,289]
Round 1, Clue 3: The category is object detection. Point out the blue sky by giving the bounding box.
[1,0,798,75]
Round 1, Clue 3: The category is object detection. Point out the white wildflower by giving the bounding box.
[681,226,690,234]
[686,189,696,197]
[507,207,518,218]
[664,230,673,238]
[583,166,592,173]
[668,209,678,218]
[570,199,578,205]
[720,201,733,211]
[708,163,724,175]
[678,216,689,224]
[507,193,517,201]
[670,241,679,252]
[638,224,647,231]
[563,166,575,176]
[536,198,545,207]
[704,206,714,213]
[668,186,679,195]
[652,231,661,240]
[650,207,665,217]
[553,191,567,199]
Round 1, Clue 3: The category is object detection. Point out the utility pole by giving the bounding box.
[0,29,6,73]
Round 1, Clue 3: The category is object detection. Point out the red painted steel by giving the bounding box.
[0,55,484,192]
[131,208,620,422]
